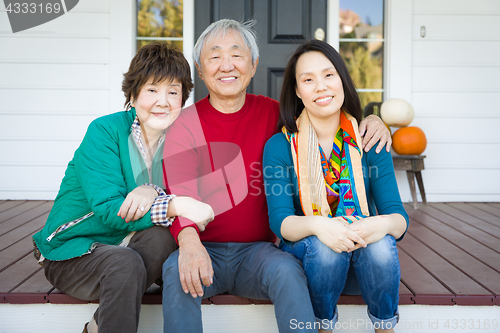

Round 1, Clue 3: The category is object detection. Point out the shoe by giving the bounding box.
[82,322,89,333]
[145,282,162,294]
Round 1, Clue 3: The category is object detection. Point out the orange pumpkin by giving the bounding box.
[392,126,427,155]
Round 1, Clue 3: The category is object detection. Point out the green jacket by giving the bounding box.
[33,109,164,261]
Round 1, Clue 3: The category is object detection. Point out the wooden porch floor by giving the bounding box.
[0,200,499,306]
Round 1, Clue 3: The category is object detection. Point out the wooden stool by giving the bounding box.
[393,155,427,209]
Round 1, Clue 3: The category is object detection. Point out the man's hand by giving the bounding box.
[358,114,392,153]
[117,185,158,222]
[170,197,214,232]
[177,227,214,298]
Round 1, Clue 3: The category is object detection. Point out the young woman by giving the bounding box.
[32,42,213,333]
[263,40,409,332]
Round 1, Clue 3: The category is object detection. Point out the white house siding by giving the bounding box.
[1,0,499,202]
[407,0,500,202]
[0,0,134,199]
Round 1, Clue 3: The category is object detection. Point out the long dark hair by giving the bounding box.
[278,40,362,133]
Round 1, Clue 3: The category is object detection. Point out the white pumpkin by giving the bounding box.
[380,98,414,128]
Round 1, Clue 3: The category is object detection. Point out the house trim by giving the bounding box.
[109,0,135,111]
[184,0,195,106]
[385,0,413,102]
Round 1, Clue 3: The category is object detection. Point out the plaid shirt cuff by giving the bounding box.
[144,183,166,196]
[145,184,176,227]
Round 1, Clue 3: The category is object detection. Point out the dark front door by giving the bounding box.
[194,0,328,102]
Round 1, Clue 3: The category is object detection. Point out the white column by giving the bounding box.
[385,0,413,102]
[327,0,340,51]
[183,0,195,106]
[109,0,135,112]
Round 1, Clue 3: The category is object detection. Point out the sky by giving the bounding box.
[339,0,384,26]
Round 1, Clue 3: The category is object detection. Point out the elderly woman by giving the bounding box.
[263,40,409,332]
[161,20,392,333]
[32,42,213,333]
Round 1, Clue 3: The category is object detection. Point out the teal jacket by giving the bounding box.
[33,109,164,261]
[263,133,409,245]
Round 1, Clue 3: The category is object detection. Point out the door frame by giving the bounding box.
[327,0,340,50]
[183,0,195,106]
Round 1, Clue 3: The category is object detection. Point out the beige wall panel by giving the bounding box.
[71,0,110,12]
[412,66,500,93]
[412,143,500,169]
[0,38,110,63]
[0,165,67,197]
[0,63,109,89]
[0,115,98,141]
[0,141,80,166]
[413,15,500,41]
[414,0,500,15]
[413,41,500,67]
[0,89,110,115]
[417,169,500,196]
[411,92,500,118]
[409,117,500,144]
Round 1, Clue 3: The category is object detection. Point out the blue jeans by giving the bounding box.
[162,241,317,332]
[281,235,400,330]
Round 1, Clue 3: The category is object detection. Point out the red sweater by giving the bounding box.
[164,94,279,243]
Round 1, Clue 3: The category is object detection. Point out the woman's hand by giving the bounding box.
[347,216,391,250]
[347,213,407,251]
[170,197,214,232]
[314,217,367,253]
[358,114,392,153]
[117,185,159,222]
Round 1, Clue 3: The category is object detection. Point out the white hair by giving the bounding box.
[193,19,259,67]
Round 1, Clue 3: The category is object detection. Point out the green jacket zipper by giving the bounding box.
[46,211,94,242]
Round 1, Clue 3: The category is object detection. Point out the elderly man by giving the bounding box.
[162,19,391,332]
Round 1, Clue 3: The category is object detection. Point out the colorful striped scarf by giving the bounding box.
[282,110,370,222]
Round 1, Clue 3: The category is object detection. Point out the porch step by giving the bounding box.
[0,303,499,333]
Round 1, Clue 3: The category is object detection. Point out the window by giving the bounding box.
[339,0,384,111]
[136,0,184,51]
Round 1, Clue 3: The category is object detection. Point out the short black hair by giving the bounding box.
[122,42,194,109]
[279,40,362,133]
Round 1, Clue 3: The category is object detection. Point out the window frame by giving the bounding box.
[328,0,387,105]
[134,0,196,106]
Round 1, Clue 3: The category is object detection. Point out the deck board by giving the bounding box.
[468,202,500,219]
[0,253,42,293]
[0,212,49,252]
[404,205,500,272]
[398,247,454,305]
[448,202,500,228]
[0,201,499,306]
[0,202,52,236]
[406,222,500,294]
[12,269,52,294]
[0,200,26,214]
[0,236,34,272]
[416,204,500,253]
[398,234,492,295]
[0,201,47,227]
[433,203,500,239]
[398,281,413,305]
